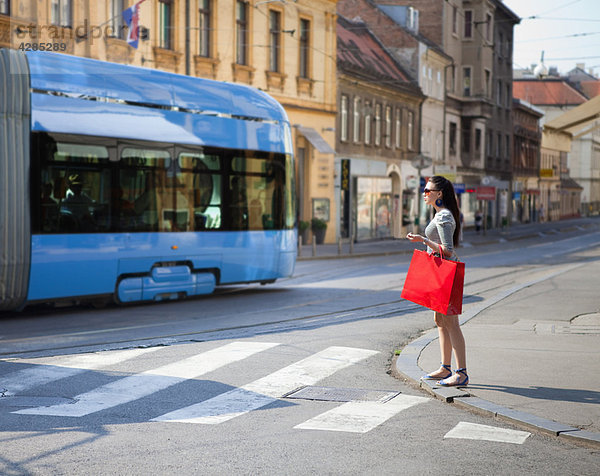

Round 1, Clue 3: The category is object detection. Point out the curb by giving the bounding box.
[394,343,600,449]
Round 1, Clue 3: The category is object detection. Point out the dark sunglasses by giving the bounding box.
[423,188,440,195]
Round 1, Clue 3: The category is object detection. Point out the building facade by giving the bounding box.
[3,0,340,241]
[337,0,452,233]
[514,78,587,221]
[512,98,543,223]
[370,0,519,229]
[336,15,424,240]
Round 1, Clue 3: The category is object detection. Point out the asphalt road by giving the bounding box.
[1,227,599,475]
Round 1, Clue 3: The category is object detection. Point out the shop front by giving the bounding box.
[354,176,393,240]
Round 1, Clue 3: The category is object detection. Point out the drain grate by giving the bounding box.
[283,386,400,403]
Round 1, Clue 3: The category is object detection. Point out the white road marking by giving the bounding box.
[152,346,379,424]
[0,347,160,396]
[14,341,279,417]
[444,422,531,444]
[294,394,428,433]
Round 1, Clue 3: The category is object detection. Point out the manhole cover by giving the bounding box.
[283,386,400,403]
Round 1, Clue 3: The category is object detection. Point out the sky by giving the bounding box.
[502,0,600,76]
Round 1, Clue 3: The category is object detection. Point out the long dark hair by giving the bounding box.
[430,175,461,247]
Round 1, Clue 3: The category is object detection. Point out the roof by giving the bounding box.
[513,80,588,107]
[336,15,414,87]
[374,4,450,60]
[560,177,583,190]
[25,50,287,123]
[579,81,600,99]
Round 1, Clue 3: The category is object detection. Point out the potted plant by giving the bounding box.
[298,220,310,244]
[311,217,327,244]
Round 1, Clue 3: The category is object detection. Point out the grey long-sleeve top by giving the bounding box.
[424,208,457,260]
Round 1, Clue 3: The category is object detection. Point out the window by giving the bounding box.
[340,95,349,142]
[374,104,381,146]
[110,0,125,39]
[299,19,310,78]
[407,111,414,150]
[463,67,471,97]
[51,0,71,27]
[353,97,361,143]
[497,80,502,105]
[497,32,504,59]
[385,106,392,148]
[159,0,173,50]
[475,128,482,153]
[199,0,212,57]
[485,13,493,42]
[364,101,372,145]
[462,123,471,154]
[269,10,281,72]
[497,132,502,157]
[32,132,293,234]
[0,0,9,15]
[236,0,249,65]
[464,10,472,38]
[485,69,491,97]
[506,135,510,160]
[452,6,458,35]
[395,108,401,148]
[506,84,511,108]
[449,122,457,155]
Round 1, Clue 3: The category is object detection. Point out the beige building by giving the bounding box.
[3,0,339,241]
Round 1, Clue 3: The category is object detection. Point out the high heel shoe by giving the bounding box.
[437,368,469,387]
[421,364,452,380]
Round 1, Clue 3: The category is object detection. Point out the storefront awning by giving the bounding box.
[296,126,335,154]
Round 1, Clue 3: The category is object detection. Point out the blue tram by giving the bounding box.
[0,49,296,311]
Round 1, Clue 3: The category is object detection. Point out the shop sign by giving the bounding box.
[435,165,456,182]
[341,159,350,191]
[476,186,496,201]
[540,169,554,178]
[454,183,466,193]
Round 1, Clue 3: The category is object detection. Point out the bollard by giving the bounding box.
[349,234,354,254]
[298,234,302,257]
[312,236,317,257]
[337,237,342,255]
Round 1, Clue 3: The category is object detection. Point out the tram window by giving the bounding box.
[54,143,109,163]
[36,138,111,234]
[180,153,222,230]
[230,154,286,230]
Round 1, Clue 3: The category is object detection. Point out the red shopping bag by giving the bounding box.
[401,250,465,315]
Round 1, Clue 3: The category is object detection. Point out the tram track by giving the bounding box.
[0,261,567,359]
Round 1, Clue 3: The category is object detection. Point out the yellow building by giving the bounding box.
[2,0,338,241]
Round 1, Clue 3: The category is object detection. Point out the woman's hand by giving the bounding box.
[406,233,425,243]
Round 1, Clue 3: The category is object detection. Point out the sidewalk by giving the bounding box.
[297,216,600,261]
[298,216,600,448]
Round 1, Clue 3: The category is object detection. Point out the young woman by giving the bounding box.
[406,176,468,387]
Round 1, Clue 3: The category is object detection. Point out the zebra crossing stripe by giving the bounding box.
[294,394,428,433]
[152,346,379,424]
[444,422,531,444]
[1,347,161,397]
[14,341,279,417]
